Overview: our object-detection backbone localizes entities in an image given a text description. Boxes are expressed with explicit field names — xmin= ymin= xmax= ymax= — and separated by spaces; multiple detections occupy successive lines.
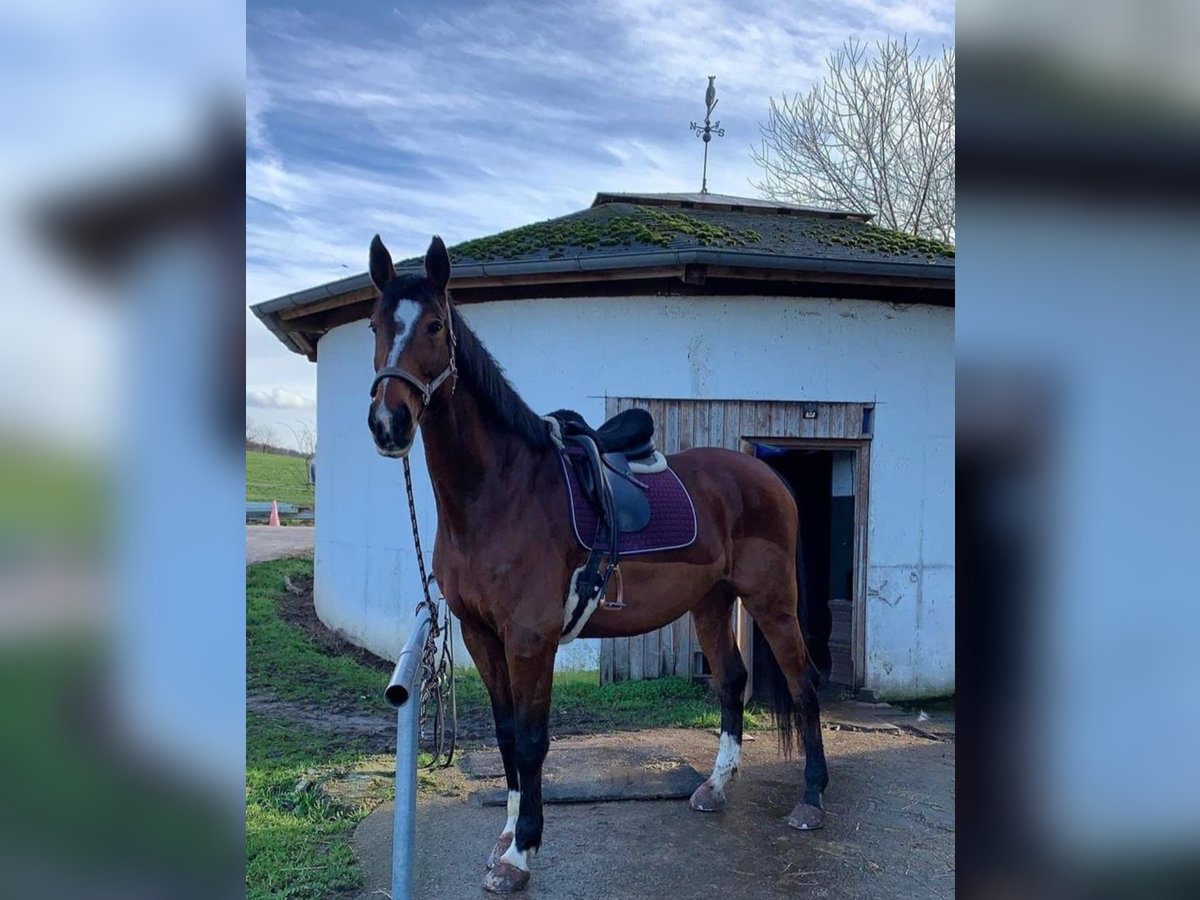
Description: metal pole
xmin=385 ymin=603 xmax=435 ymax=900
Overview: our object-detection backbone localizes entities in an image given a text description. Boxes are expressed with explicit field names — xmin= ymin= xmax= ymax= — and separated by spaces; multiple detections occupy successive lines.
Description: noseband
xmin=369 ymin=306 xmax=458 ymax=410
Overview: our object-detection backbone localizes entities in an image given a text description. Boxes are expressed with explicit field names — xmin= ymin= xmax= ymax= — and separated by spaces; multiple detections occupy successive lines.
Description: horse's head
xmin=366 ymin=234 xmax=455 ymax=457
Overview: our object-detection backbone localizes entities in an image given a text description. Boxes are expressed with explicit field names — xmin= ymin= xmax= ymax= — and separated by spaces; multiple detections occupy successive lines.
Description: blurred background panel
xmin=958 ymin=1 xmax=1200 ymax=897
xmin=0 ymin=2 xmax=244 ymax=897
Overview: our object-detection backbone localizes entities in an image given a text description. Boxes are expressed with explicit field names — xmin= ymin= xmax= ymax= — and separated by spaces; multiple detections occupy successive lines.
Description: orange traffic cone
xmin=268 ymin=499 xmax=281 ymax=527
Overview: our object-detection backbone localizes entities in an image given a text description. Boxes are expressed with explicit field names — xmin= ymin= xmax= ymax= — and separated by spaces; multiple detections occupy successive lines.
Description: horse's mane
xmin=450 ymin=303 xmax=553 ymax=449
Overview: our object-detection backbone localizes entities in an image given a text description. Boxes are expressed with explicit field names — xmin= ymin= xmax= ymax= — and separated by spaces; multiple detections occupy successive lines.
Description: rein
xmin=403 ymin=454 xmax=457 ymax=767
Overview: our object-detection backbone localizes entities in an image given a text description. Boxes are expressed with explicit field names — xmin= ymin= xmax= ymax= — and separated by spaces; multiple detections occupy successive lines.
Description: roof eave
xmin=252 ymin=249 xmax=953 ymax=358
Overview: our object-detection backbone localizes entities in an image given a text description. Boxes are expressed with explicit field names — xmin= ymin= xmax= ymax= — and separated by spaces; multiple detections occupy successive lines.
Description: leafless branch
xmin=751 ymin=37 xmax=954 ymax=242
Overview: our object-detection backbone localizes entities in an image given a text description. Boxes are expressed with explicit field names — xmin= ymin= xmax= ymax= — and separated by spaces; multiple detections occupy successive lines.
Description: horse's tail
xmin=761 ymin=639 xmax=799 ymax=758
xmin=762 ymin=464 xmax=819 ymax=759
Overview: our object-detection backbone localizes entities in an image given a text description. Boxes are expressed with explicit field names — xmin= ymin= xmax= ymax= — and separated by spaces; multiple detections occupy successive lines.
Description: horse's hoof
xmin=485 ymin=833 xmax=514 ymax=870
xmin=482 ymin=860 xmax=530 ymax=893
xmin=689 ymin=780 xmax=727 ymax=812
xmin=787 ymin=801 xmax=825 ymax=830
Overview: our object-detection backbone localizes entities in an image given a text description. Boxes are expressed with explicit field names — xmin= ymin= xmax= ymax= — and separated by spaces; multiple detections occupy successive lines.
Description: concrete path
xmin=354 ymin=713 xmax=955 ymax=899
xmin=245 ymin=524 xmax=314 ymax=563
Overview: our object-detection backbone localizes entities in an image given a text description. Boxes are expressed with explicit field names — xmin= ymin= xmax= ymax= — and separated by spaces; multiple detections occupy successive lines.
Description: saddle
xmin=546 ymin=408 xmax=658 ymax=610
xmin=550 ymin=408 xmax=655 ymax=459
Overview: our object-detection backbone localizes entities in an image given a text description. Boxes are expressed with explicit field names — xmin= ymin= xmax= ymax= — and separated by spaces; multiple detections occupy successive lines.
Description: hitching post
xmin=384 ymin=602 xmax=435 ymax=900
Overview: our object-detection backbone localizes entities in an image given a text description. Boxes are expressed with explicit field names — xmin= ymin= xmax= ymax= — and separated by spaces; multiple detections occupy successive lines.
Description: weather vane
xmin=689 ymin=76 xmax=725 ymax=194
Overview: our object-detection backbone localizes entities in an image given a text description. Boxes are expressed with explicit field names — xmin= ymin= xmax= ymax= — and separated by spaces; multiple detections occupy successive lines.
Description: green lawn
xmin=247 ymin=713 xmax=380 ymax=899
xmin=247 ymin=558 xmax=381 ymax=900
xmin=0 ymin=635 xmax=233 ymax=895
xmin=246 ymin=451 xmax=314 ymax=507
xmin=454 ymin=665 xmax=763 ymax=732
xmin=247 ymin=559 xmax=384 ymax=712
xmin=0 ymin=441 xmax=107 ymax=553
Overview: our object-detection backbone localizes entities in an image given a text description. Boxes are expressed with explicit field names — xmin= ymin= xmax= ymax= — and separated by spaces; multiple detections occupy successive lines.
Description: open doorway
xmin=747 ymin=443 xmax=862 ymax=691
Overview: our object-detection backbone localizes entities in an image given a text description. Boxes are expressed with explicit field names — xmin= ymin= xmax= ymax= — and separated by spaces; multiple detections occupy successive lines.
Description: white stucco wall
xmin=315 ymin=293 xmax=953 ymax=697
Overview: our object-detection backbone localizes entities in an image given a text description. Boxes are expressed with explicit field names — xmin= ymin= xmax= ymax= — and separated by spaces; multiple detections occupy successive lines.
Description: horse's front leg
xmin=483 ymin=636 xmax=556 ymax=894
xmin=457 ymin=614 xmax=520 ymax=870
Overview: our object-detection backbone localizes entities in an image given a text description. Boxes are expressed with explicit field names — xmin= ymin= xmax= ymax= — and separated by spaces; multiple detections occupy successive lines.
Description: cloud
xmin=246 ymin=387 xmax=316 ymax=410
xmin=245 ymin=0 xmax=955 ymax=404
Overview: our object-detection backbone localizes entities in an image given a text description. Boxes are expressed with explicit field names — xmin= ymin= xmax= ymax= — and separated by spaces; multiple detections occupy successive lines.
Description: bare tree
xmin=752 ymin=37 xmax=955 ymax=242
xmin=247 ymin=420 xmax=278 ymax=453
xmin=281 ymin=421 xmax=317 ymax=458
xmin=258 ymin=423 xmax=279 ymax=452
xmin=246 ymin=419 xmax=266 ymax=451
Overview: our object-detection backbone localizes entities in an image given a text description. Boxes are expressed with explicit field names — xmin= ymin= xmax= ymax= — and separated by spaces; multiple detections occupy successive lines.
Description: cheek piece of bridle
xmin=367 ymin=302 xmax=459 ymax=416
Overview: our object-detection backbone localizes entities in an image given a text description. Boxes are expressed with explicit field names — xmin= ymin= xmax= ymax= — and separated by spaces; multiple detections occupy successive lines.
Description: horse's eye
xmin=369 ymin=322 xmax=377 ymax=334
xmin=427 ymin=320 xmax=444 ymax=335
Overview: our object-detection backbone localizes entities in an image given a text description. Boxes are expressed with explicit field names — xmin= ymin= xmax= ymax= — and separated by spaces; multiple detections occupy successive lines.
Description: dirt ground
xmin=353 ymin=724 xmax=954 ymax=899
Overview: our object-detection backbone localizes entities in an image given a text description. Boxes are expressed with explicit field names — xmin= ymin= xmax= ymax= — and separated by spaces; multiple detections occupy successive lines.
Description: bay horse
xmin=366 ymin=234 xmax=828 ymax=893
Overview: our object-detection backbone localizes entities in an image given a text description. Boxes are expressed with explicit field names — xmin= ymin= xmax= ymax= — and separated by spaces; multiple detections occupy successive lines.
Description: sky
xmin=0 ymin=2 xmax=244 ymax=451
xmin=246 ymin=0 xmax=954 ymax=449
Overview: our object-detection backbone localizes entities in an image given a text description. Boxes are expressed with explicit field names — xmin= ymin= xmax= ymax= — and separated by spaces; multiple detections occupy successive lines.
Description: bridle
xmin=368 ymin=301 xmax=459 ymax=413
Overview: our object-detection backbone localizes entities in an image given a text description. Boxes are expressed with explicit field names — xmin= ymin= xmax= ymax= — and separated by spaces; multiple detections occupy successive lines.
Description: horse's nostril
xmin=392 ymin=407 xmax=412 ymax=441
xmin=369 ymin=407 xmax=390 ymax=444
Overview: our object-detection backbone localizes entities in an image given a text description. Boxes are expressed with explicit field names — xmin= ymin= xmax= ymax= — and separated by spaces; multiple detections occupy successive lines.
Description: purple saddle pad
xmin=557 ymin=448 xmax=697 ymax=555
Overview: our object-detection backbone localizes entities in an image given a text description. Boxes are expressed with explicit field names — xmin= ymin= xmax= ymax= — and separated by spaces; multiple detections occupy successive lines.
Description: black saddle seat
xmin=547 ymin=408 xmax=656 ymax=461
xmin=596 ymin=409 xmax=655 ymax=459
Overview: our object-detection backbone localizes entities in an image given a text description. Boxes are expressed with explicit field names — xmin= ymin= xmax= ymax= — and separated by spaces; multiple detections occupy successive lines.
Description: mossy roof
xmin=389 ymin=201 xmax=954 ymax=271
xmin=252 ymin=193 xmax=954 ymax=358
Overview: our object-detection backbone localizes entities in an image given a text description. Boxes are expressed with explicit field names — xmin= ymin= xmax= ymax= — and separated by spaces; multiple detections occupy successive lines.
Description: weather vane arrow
xmin=689 ymin=75 xmax=725 ymax=194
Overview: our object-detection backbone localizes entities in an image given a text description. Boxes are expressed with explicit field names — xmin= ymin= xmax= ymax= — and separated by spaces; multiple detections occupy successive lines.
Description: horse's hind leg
xmin=457 ymin=615 xmax=520 ymax=870
xmin=688 ymin=582 xmax=749 ymax=813
xmin=746 ymin=602 xmax=830 ymax=830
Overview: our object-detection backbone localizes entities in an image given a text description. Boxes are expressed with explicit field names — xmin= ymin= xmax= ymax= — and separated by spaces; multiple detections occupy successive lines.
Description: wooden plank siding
xmin=598 ymin=398 xmax=873 ymax=685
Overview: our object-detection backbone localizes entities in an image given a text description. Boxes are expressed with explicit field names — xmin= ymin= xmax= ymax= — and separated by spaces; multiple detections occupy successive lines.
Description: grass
xmin=246 ymin=714 xmax=379 ymax=900
xmin=0 ymin=635 xmax=233 ymax=893
xmin=246 ymin=556 xmax=769 ymax=898
xmin=247 ymin=558 xmax=386 ymax=899
xmin=246 ymin=451 xmax=315 ymax=507
xmin=454 ymin=666 xmax=766 ymax=732
xmin=0 ymin=441 xmax=107 ymax=555
xmin=247 ymin=559 xmax=382 ymax=712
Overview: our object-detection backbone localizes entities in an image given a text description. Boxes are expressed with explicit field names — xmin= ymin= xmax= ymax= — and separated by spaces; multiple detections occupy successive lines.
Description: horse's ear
xmin=369 ymin=234 xmax=395 ymax=293
xmin=425 ymin=235 xmax=451 ymax=294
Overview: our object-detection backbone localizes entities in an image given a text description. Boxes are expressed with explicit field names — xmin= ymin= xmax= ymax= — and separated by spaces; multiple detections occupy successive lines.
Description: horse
xmin=366 ymin=234 xmax=829 ymax=894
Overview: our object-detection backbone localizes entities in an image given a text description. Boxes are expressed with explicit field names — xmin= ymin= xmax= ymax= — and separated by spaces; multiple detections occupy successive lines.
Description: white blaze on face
xmin=387 ymin=299 xmax=423 ymax=366
xmin=709 ymin=731 xmax=741 ymax=791
xmin=373 ymin=298 xmax=424 ymax=431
